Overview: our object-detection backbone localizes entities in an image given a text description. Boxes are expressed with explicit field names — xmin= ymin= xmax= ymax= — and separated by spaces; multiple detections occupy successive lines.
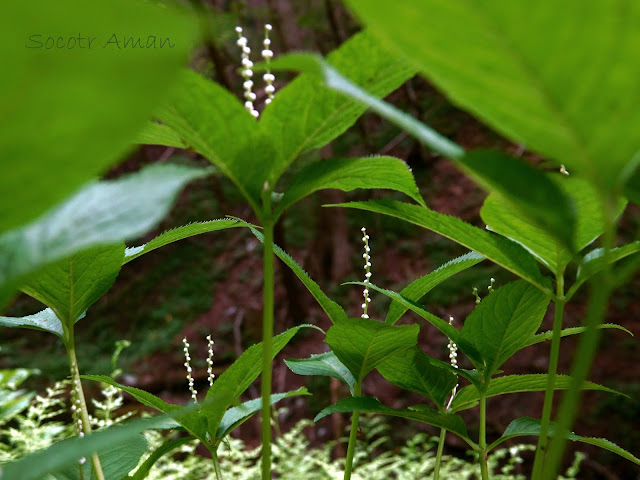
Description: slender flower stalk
xmin=182 ymin=338 xmax=198 ymax=402
xmin=206 ymin=335 xmax=215 ymax=387
xmin=235 ymin=26 xmax=259 ymax=118
xmin=344 ymin=227 xmax=373 ymax=480
xmin=262 ymin=24 xmax=275 ymax=104
xmin=472 ymin=286 xmax=481 ymax=304
xmin=361 ymin=227 xmax=371 ymax=319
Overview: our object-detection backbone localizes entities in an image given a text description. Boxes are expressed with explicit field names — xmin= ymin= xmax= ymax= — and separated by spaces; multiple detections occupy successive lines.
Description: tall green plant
xmin=138 ymin=29 xmax=425 ymax=478
xmin=265 ymin=1 xmax=640 ymax=474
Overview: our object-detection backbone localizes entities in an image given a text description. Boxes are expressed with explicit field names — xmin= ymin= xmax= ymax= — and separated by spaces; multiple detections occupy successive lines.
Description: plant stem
xmin=66 ymin=341 xmax=105 ymax=480
xmin=260 ymin=214 xmax=275 ymax=480
xmin=479 ymin=394 xmax=489 ymax=480
xmin=531 ymin=269 xmax=565 ymax=479
xmin=434 ymin=428 xmax=446 ymax=480
xmin=543 ymin=193 xmax=617 ymax=478
xmin=343 ymin=382 xmax=362 ymax=480
xmin=212 ymin=448 xmax=223 ymax=480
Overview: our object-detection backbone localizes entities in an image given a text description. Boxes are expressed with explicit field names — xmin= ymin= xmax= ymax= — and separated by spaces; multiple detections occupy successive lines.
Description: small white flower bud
xmin=242 ymin=58 xmax=254 ymax=68
xmin=265 ymin=98 xmax=272 ymax=104
xmin=263 ymin=38 xmax=271 ymax=47
xmin=261 ymin=49 xmax=273 ymax=59
xmin=265 ymin=85 xmax=275 ymax=94
xmin=263 ymin=73 xmax=275 ymax=82
xmin=235 ymin=26 xmax=243 ymax=33
xmin=237 ymin=37 xmax=248 ymax=48
xmin=265 ymin=24 xmax=272 ymax=31
xmin=243 ymin=80 xmax=254 ymax=90
xmin=251 ymin=109 xmax=260 ymax=118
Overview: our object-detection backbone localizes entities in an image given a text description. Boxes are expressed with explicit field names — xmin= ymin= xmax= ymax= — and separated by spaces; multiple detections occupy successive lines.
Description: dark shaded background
xmin=2 ymin=1 xmax=639 ymax=478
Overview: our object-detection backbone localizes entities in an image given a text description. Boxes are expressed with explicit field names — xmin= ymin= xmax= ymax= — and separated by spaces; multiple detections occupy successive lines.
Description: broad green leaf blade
xmin=345 ymin=281 xmax=481 ymax=366
xmin=525 ymin=324 xmax=633 ymax=348
xmin=124 ymin=219 xmax=249 ymax=264
xmin=459 ymin=280 xmax=551 ymax=377
xmin=0 ymin=0 xmax=196 ymax=233
xmin=314 ymin=396 xmax=468 ymax=440
xmin=450 ymin=374 xmax=622 ymax=413
xmin=326 ymin=317 xmax=418 ymax=383
xmin=215 ymin=387 xmax=310 ymax=441
xmin=344 ymin=0 xmax=640 ymax=190
xmin=492 ymin=417 xmax=640 ymax=465
xmin=154 ymin=70 xmax=272 ymax=210
xmin=52 ymin=433 xmax=147 ymax=480
xmin=251 ymin=227 xmax=347 ymax=323
xmin=459 ymin=151 xmax=575 ymax=251
xmin=377 ymin=346 xmax=458 ymax=409
xmin=481 ymin=177 xmax=626 ymax=273
xmin=206 ymin=325 xmax=314 ymax=403
xmin=267 ymin=53 xmax=463 ymax=160
xmin=385 ymin=252 xmax=484 ymax=325
xmin=21 ymin=246 xmax=124 ymax=327
xmin=0 ymin=164 xmax=211 ymax=299
xmin=133 ymin=122 xmax=189 ymax=149
xmin=261 ymin=30 xmax=417 ymax=181
xmin=286 ymin=352 xmax=355 ymax=395
xmin=82 ymin=375 xmax=207 ymax=442
xmin=572 ymin=241 xmax=640 ymax=295
xmin=333 ymin=200 xmax=548 ymax=293
xmin=0 ymin=411 xmax=193 ymax=480
xmin=0 ymin=308 xmax=66 ymax=340
xmin=277 ymin=156 xmax=425 ymax=216
xmin=128 ymin=437 xmax=194 ymax=480
xmin=625 ymin=167 xmax=640 ymax=205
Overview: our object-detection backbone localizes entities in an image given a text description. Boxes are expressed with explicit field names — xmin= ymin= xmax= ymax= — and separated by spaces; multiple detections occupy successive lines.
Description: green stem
xmin=66 ymin=340 xmax=105 ymax=480
xmin=433 ymin=428 xmax=446 ymax=480
xmin=543 ymin=193 xmax=617 ymax=478
xmin=260 ymin=213 xmax=275 ymax=480
xmin=344 ymin=382 xmax=362 ymax=480
xmin=212 ymin=448 xmax=223 ymax=480
xmin=531 ymin=269 xmax=565 ymax=479
xmin=479 ymin=394 xmax=489 ymax=480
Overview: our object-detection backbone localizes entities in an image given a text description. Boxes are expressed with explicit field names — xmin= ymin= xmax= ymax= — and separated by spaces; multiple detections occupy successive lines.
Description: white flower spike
xmin=361 ymin=227 xmax=372 ymax=319
xmin=206 ymin=335 xmax=215 ymax=387
xmin=235 ymin=26 xmax=259 ymax=118
xmin=182 ymin=337 xmax=198 ymax=402
xmin=262 ymin=24 xmax=276 ymax=104
xmin=446 ymin=315 xmax=459 ymax=410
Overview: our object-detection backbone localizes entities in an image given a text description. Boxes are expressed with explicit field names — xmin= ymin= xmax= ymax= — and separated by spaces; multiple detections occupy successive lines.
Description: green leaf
xmin=208 ymin=326 xmax=311 ymax=401
xmin=450 ymin=374 xmax=622 ymax=413
xmin=376 ymin=346 xmax=458 ymax=409
xmin=481 ymin=177 xmax=626 ymax=273
xmin=20 ymin=246 xmax=124 ymax=331
xmin=82 ymin=375 xmax=208 ymax=442
xmin=154 ymin=70 xmax=272 ymax=211
xmin=216 ymin=388 xmax=310 ymax=442
xmin=344 ymin=0 xmax=640 ymax=190
xmin=0 ymin=164 xmax=211 ymax=300
xmin=492 ymin=417 xmax=640 ymax=465
xmin=267 ymin=53 xmax=462 ymax=160
xmin=571 ymin=241 xmax=640 ymax=296
xmin=128 ymin=437 xmax=194 ymax=480
xmin=124 ymin=219 xmax=249 ymax=264
xmin=326 ymin=317 xmax=418 ymax=383
xmin=261 ymin=30 xmax=417 ymax=182
xmin=314 ymin=396 xmax=469 ymax=441
xmin=459 ymin=150 xmax=576 ymax=251
xmin=333 ymin=199 xmax=548 ymax=293
xmin=625 ymin=167 xmax=640 ymax=205
xmin=133 ymin=122 xmax=189 ymax=149
xmin=0 ymin=390 xmax=34 ymax=425
xmin=459 ymin=280 xmax=550 ymax=377
xmin=52 ymin=433 xmax=147 ymax=480
xmin=0 ymin=411 xmax=191 ymax=480
xmin=251 ymin=227 xmax=347 ymax=323
xmin=385 ymin=252 xmax=484 ymax=325
xmin=285 ymin=352 xmax=355 ymax=395
xmin=345 ymin=281 xmax=481 ymax=366
xmin=277 ymin=156 xmax=425 ymax=216
xmin=0 ymin=0 xmax=196 ymax=233
xmin=0 ymin=369 xmax=38 ymax=390
xmin=0 ymin=308 xmax=68 ymax=340
xmin=525 ymin=324 xmax=633 ymax=348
